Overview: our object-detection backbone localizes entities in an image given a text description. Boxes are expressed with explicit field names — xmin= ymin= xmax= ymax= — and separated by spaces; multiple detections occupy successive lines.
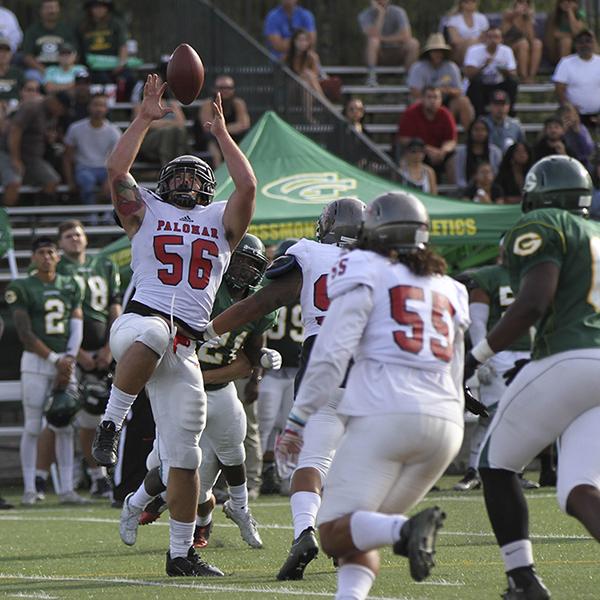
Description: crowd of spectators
xmin=0 ymin=0 xmax=145 ymax=208
xmin=1 ymin=0 xmax=600 ymax=211
xmin=335 ymin=0 xmax=600 ymax=205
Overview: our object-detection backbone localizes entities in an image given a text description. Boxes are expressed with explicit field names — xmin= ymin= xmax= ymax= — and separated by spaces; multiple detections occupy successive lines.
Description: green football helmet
xmin=45 ymin=387 xmax=81 ymax=428
xmin=225 ymin=233 xmax=268 ymax=289
xmin=81 ymin=372 xmax=112 ymax=416
xmin=522 ymin=155 xmax=592 ymax=216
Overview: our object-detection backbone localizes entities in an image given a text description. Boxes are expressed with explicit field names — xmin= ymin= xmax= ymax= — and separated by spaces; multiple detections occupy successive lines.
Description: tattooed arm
xmin=106 ymin=74 xmax=173 ymax=238
xmin=109 ymin=173 xmax=146 ymax=238
xmin=13 ymin=308 xmax=55 ymax=359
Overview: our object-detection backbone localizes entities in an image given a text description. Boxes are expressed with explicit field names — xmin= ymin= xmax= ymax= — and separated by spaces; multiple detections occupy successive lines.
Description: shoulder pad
xmin=265 ymin=254 xmax=300 ymax=280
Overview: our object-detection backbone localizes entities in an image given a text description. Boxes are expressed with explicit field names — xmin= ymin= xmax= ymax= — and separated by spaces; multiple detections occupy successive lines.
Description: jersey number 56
xmin=153 ymin=235 xmax=218 ymax=289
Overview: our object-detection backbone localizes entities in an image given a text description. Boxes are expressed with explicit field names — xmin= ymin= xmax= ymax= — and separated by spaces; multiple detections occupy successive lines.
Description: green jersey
xmin=57 ymin=254 xmax=121 ymax=325
xmin=198 ymin=282 xmax=278 ymax=391
xmin=470 ymin=264 xmax=531 ymax=352
xmin=505 ymin=208 xmax=600 ymax=359
xmin=4 ymin=274 xmax=83 ymax=353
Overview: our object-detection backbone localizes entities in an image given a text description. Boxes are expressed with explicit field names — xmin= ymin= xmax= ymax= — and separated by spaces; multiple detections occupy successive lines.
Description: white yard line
xmin=0 ymin=573 xmax=424 ymax=600
xmin=6 ymin=593 xmax=58 ymax=600
xmin=252 ymin=493 xmax=557 ymax=507
xmin=0 ymin=514 xmax=591 ymax=540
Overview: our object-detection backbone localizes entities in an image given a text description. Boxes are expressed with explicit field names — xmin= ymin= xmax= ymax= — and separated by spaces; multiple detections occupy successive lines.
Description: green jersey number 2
xmin=44 ymin=298 xmax=66 ymax=335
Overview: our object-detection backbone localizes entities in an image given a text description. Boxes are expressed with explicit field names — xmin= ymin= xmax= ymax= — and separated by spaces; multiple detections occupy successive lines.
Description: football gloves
xmin=463 ymin=352 xmax=481 ymax=384
xmin=464 ymin=386 xmax=489 ymax=418
xmin=201 ymin=321 xmax=219 ymax=342
xmin=503 ymin=358 xmax=531 ymax=386
xmin=476 ymin=362 xmax=496 ymax=386
xmin=260 ymin=348 xmax=282 ymax=370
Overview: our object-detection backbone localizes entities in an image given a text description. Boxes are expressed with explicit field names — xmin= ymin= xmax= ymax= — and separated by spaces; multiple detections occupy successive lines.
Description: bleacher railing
xmin=135 ymin=0 xmax=402 ymax=180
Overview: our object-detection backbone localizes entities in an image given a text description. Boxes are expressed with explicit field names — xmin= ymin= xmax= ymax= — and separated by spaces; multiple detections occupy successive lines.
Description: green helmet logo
xmin=522 ymin=155 xmax=592 ymax=216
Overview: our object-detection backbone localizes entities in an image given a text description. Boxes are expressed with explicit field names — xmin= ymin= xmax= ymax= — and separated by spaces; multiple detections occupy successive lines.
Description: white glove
xmin=260 ymin=347 xmax=282 ymax=370
xmin=201 ymin=321 xmax=219 ymax=342
xmin=476 ymin=362 xmax=496 ymax=386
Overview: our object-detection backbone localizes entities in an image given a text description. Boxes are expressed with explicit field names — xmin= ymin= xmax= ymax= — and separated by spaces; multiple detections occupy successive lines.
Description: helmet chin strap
xmin=170 ymin=191 xmax=196 ymax=209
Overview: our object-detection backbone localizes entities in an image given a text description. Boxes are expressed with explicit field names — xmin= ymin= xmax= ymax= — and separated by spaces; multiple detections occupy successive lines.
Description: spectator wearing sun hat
xmin=407 ymin=32 xmax=474 ymax=129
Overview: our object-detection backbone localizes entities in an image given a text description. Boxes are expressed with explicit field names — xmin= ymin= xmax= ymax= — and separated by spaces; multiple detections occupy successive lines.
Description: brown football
xmin=166 ymin=43 xmax=204 ymax=105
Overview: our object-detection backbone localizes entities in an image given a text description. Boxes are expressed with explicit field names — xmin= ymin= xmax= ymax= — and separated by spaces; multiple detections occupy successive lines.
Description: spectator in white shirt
xmin=0 ymin=2 xmax=22 ymax=53
xmin=62 ymin=93 xmax=121 ymax=205
xmin=553 ymin=28 xmax=600 ymax=130
xmin=464 ymin=27 xmax=518 ymax=117
xmin=445 ymin=0 xmax=489 ymax=65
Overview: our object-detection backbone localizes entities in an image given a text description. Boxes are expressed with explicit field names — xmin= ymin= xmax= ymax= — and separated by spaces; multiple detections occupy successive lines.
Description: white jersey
xmin=130 ymin=188 xmax=231 ymax=334
xmin=285 ymin=238 xmax=342 ymax=341
xmin=328 ymin=249 xmax=470 ymax=372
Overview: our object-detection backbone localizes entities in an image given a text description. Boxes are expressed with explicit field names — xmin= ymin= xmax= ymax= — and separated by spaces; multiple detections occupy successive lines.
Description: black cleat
xmin=276 ymin=526 xmax=319 ymax=580
xmin=92 ymin=420 xmax=120 ymax=467
xmin=453 ymin=467 xmax=481 ymax=491
xmin=35 ymin=476 xmax=47 ymax=501
xmin=503 ymin=567 xmax=551 ymax=599
xmin=519 ymin=475 xmax=540 ymax=490
xmin=0 ymin=496 xmax=14 ymax=510
xmin=260 ymin=462 xmax=281 ymax=495
xmin=538 ymin=469 xmax=557 ymax=488
xmin=166 ymin=546 xmax=224 ymax=577
xmin=393 ymin=506 xmax=446 ymax=582
xmin=91 ymin=476 xmax=113 ymax=499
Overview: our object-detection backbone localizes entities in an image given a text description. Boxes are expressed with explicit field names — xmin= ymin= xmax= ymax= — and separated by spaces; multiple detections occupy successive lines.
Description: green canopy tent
xmin=217 ymin=111 xmax=520 ymax=255
xmin=100 ymin=111 xmax=522 ymax=278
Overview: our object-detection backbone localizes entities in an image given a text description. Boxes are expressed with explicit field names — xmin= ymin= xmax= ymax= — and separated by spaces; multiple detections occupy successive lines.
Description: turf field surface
xmin=0 ymin=477 xmax=597 ymax=599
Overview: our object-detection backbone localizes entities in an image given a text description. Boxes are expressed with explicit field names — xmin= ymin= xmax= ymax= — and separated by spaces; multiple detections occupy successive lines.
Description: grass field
xmin=0 ymin=476 xmax=597 ymax=600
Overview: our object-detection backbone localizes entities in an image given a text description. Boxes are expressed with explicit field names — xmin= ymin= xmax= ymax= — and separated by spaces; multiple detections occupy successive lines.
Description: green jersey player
xmin=54 ymin=220 xmax=122 ymax=498
xmin=454 ymin=250 xmax=533 ymax=493
xmin=5 ymin=237 xmax=84 ymax=506
xmin=464 ymin=155 xmax=600 ymax=600
xmin=117 ymin=234 xmax=281 ymax=552
xmin=57 ymin=220 xmax=122 ymax=357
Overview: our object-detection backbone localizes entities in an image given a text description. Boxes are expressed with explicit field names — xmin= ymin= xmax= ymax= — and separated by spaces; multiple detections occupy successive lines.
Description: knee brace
xmin=216 ymin=442 xmax=246 ymax=468
xmin=138 ymin=319 xmax=171 ymax=357
xmin=23 ymin=404 xmax=44 ymax=437
xmin=110 ymin=315 xmax=170 ymax=362
xmin=24 ymin=414 xmax=43 ymax=436
xmin=170 ymin=443 xmax=202 ymax=471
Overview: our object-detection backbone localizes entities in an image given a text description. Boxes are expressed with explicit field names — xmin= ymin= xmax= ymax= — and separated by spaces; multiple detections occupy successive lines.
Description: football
xmin=166 ymin=43 xmax=204 ymax=105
